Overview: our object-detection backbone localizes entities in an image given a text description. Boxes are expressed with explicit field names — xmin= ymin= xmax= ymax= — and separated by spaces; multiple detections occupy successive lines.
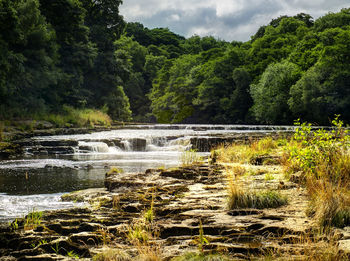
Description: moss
xmin=61 ymin=191 xmax=85 ymax=202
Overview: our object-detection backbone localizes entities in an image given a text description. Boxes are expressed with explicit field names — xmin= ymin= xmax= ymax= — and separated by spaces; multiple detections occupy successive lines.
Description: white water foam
xmin=0 ymin=193 xmax=85 ymax=222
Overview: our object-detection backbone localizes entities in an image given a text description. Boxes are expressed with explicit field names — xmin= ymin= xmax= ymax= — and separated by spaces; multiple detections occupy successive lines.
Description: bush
xmin=285 ymin=115 xmax=350 ymax=228
xmin=286 ymin=116 xmax=350 ymax=182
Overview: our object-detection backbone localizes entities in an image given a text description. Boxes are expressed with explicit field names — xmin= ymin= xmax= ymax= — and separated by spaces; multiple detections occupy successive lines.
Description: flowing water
xmin=0 ymin=124 xmax=294 ymax=222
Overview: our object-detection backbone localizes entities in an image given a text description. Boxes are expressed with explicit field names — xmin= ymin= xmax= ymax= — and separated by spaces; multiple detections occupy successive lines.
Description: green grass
xmin=284 ymin=116 xmax=350 ymax=228
xmin=37 ymin=106 xmax=112 ymax=128
xmin=228 ymin=185 xmax=287 ymax=210
xmin=24 ymin=209 xmax=43 ymax=230
xmin=106 ymin=167 xmax=124 ymax=176
xmin=264 ymin=173 xmax=275 ymax=181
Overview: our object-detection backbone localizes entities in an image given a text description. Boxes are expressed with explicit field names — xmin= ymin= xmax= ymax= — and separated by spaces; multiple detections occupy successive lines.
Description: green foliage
xmin=0 ymin=122 xmax=4 ymax=142
xmin=285 ymin=116 xmax=350 ymax=228
xmin=264 ymin=173 xmax=275 ymax=181
xmin=287 ymin=116 xmax=350 ymax=182
xmin=195 ymin=220 xmax=209 ymax=252
xmin=144 ymin=187 xmax=155 ymax=223
xmin=25 ymin=209 xmax=43 ymax=230
xmin=107 ymin=167 xmax=124 ymax=176
xmin=250 ymin=60 xmax=301 ymax=124
xmin=9 ymin=219 xmax=19 ymax=231
xmin=41 ymin=107 xmax=111 ymax=127
xmin=67 ymin=250 xmax=79 ymax=259
xmin=127 ymin=222 xmax=150 ymax=244
xmin=2 ymin=5 xmax=350 ymax=125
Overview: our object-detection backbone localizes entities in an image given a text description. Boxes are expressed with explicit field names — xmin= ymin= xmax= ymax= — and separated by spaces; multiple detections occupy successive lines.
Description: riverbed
xmin=0 ymin=124 xmax=294 ymax=222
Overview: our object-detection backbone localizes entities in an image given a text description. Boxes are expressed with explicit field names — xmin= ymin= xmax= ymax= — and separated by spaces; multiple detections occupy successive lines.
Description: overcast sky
xmin=120 ymin=0 xmax=349 ymax=42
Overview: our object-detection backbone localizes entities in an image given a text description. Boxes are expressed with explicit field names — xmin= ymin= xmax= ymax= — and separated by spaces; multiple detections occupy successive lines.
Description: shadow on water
xmin=0 ymin=168 xmax=105 ymax=195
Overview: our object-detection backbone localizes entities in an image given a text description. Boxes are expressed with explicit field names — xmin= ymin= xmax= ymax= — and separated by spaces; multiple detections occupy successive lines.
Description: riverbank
xmin=1 ymin=149 xmax=350 ymax=260
xmin=1 ymin=123 xmax=349 ymax=260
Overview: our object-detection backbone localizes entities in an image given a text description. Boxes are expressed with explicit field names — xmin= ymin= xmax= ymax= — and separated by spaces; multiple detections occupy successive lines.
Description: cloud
xmin=119 ymin=0 xmax=350 ymax=41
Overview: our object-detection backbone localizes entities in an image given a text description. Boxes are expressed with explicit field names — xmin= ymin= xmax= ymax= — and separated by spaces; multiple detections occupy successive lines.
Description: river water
xmin=0 ymin=124 xmax=293 ymax=222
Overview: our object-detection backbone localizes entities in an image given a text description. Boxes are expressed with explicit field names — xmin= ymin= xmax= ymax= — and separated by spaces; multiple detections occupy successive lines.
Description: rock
xmin=0 ymin=257 xmax=17 ymax=261
xmin=289 ymin=171 xmax=305 ymax=183
xmin=129 ymin=138 xmax=147 ymax=151
xmin=69 ymin=232 xmax=102 ymax=245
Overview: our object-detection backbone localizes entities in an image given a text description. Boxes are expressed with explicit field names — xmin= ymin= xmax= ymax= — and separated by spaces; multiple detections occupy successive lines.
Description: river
xmin=0 ymin=124 xmax=294 ymax=222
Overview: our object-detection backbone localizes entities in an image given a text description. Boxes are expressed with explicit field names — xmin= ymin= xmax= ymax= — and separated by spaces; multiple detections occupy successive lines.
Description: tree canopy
xmin=1 ymin=3 xmax=350 ymax=125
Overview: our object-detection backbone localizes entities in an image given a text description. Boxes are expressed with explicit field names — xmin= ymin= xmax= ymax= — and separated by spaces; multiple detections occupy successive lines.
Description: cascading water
xmin=0 ymin=124 xmax=294 ymax=222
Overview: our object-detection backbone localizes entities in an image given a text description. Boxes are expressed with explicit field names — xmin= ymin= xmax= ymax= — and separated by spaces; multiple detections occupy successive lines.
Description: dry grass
xmin=215 ymin=137 xmax=279 ymax=164
xmin=226 ymin=165 xmax=287 ymax=210
xmin=171 ymin=252 xmax=232 ymax=261
xmin=180 ymin=149 xmax=202 ymax=166
xmin=257 ymin=232 xmax=348 ymax=260
xmin=93 ymin=248 xmax=132 ymax=261
xmin=306 ymin=180 xmax=350 ymax=228
xmin=282 ymin=118 xmax=350 ymax=229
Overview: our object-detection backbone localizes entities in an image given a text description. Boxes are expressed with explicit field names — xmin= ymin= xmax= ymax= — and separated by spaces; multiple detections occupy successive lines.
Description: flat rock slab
xmin=1 ymin=163 xmax=349 ymax=260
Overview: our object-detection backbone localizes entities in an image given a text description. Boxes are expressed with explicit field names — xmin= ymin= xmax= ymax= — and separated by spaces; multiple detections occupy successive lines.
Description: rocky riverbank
xmin=1 ymin=159 xmax=349 ymax=260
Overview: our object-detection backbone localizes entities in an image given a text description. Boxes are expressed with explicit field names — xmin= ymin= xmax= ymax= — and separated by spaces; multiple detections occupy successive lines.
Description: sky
xmin=119 ymin=0 xmax=350 ymax=42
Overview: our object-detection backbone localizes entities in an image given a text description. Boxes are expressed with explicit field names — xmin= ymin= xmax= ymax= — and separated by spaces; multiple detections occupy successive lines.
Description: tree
xmin=0 ymin=0 xmax=61 ymax=117
xmin=250 ymin=61 xmax=301 ymax=124
xmin=289 ymin=27 xmax=350 ymax=124
xmin=39 ymin=0 xmax=97 ymax=108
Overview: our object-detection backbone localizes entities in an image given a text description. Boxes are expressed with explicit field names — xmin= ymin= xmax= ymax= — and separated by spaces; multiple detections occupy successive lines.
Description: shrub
xmin=286 ymin=116 xmax=350 ymax=183
xmin=285 ymin=115 xmax=350 ymax=228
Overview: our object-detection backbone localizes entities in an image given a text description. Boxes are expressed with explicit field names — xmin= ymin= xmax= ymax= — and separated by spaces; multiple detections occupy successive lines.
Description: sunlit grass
xmin=36 ymin=106 xmax=112 ymax=127
xmin=214 ymin=137 xmax=280 ymax=164
xmin=180 ymin=149 xmax=202 ymax=166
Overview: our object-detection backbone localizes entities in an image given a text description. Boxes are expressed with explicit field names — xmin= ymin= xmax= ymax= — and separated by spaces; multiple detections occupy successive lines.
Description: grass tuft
xmin=107 ymin=167 xmax=124 ymax=176
xmin=171 ymin=252 xmax=232 ymax=261
xmin=180 ymin=149 xmax=202 ymax=166
xmin=93 ymin=248 xmax=132 ymax=261
xmin=228 ymin=187 xmax=288 ymax=209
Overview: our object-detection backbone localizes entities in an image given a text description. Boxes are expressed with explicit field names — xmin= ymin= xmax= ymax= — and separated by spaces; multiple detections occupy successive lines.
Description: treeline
xmin=123 ymin=9 xmax=350 ymax=125
xmin=1 ymin=2 xmax=350 ymax=125
xmin=0 ymin=0 xmax=131 ymax=121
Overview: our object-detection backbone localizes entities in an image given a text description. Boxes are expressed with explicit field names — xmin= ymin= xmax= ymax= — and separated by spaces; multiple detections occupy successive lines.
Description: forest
xmin=1 ymin=0 xmax=350 ymax=125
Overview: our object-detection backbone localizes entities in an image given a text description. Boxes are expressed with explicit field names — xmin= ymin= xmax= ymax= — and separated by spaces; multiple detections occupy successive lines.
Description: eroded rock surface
xmin=1 ymin=163 xmax=349 ymax=260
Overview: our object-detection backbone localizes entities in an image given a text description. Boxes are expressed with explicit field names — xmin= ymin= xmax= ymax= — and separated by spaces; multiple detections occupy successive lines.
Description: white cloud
xmin=215 ymin=0 xmax=244 ymax=17
xmin=168 ymin=14 xmax=180 ymax=22
xmin=120 ymin=0 xmax=350 ymax=41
